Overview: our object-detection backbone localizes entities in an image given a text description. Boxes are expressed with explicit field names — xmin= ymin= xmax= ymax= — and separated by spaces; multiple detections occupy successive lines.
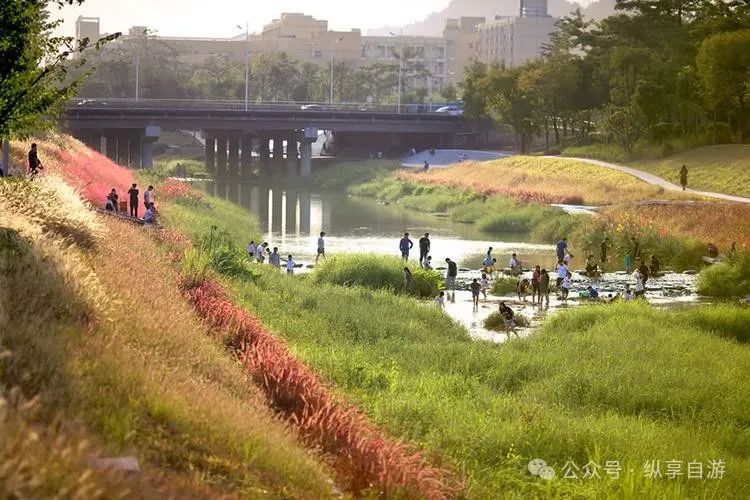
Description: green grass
xmin=154 ymin=157 xmax=207 ymax=178
xmin=636 ymin=145 xmax=750 ymax=198
xmin=161 ymin=186 xmax=750 ymax=498
xmin=673 ymin=304 xmax=750 ymax=343
xmin=490 ymin=277 xmax=519 ymax=295
xmin=313 ymin=254 xmax=443 ymax=298
xmin=313 ymin=159 xmax=397 ymax=190
xmin=697 ymin=251 xmax=750 ymax=298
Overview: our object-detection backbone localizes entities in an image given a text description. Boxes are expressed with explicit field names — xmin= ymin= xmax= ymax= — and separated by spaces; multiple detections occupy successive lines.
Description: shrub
xmin=313 ymin=254 xmax=441 ymax=298
xmin=697 ymin=251 xmax=750 ymax=298
xmin=484 ymin=311 xmax=530 ymax=331
xmin=490 ymin=277 xmax=519 ymax=296
xmin=676 ymin=304 xmax=750 ymax=343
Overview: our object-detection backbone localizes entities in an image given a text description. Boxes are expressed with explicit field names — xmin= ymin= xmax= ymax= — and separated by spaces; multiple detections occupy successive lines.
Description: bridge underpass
xmin=63 ymin=99 xmax=472 ymax=177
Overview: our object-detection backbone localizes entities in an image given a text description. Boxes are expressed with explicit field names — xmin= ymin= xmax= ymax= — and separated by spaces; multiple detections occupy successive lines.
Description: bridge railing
xmin=70 ymin=98 xmax=458 ymax=115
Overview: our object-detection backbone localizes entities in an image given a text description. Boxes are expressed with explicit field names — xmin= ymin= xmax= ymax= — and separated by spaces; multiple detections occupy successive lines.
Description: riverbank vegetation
xmin=399 ymin=156 xmax=691 ymax=205
xmin=313 ymin=254 xmax=442 ymax=298
xmin=0 ymin=174 xmax=333 ymax=496
xmin=158 ymin=180 xmax=750 ymax=498
xmin=697 ymin=251 xmax=750 ymax=298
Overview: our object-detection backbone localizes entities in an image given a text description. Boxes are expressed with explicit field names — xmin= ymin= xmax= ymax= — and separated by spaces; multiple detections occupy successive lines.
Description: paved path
xmin=550 ymin=156 xmax=750 ymax=204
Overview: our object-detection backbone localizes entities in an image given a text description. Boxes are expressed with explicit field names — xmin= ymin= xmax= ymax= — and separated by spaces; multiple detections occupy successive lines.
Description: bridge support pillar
xmin=273 ymin=136 xmax=284 ymax=161
xmin=129 ymin=136 xmax=141 ymax=168
xmin=299 ymin=191 xmax=311 ymax=235
xmin=299 ymin=140 xmax=313 ymax=179
xmin=141 ymin=125 xmax=160 ymax=169
xmin=215 ymin=136 xmax=228 ymax=176
xmin=286 ymin=134 xmax=299 ymax=176
xmin=240 ymin=134 xmax=253 ymax=174
xmin=259 ymin=136 xmax=271 ymax=176
xmin=228 ymin=135 xmax=240 ymax=176
xmin=104 ymin=135 xmax=118 ymax=162
xmin=117 ymin=137 xmax=130 ymax=166
xmin=204 ymin=134 xmax=216 ymax=173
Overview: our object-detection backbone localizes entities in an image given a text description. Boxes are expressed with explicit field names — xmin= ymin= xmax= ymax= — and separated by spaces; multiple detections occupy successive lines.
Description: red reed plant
xmin=180 ymin=278 xmax=463 ymax=499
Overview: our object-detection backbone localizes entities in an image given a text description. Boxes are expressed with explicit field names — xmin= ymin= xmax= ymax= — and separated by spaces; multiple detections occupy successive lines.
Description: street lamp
xmin=236 ymin=23 xmax=251 ymax=111
xmin=134 ymin=28 xmax=150 ymax=101
xmin=389 ymin=30 xmax=404 ymax=113
xmin=329 ymin=36 xmax=344 ymax=106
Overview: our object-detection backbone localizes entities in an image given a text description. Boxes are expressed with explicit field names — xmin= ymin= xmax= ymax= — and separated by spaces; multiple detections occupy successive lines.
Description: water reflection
xmin=196 ymin=178 xmax=558 ymax=268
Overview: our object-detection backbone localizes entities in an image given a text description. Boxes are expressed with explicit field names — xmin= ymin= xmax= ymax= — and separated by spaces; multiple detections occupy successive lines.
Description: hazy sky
xmin=54 ymin=0 xmax=595 ymax=38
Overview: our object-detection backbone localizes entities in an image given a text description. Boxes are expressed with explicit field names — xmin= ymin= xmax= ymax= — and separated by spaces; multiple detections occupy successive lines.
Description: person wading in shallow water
xmin=445 ymin=258 xmax=458 ymax=303
xmin=418 ymin=233 xmax=431 ymax=268
xmin=399 ymin=232 xmax=414 ymax=261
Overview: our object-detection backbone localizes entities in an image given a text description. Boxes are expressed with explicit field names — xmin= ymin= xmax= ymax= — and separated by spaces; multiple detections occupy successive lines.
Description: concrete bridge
xmin=63 ymin=98 xmax=471 ymax=177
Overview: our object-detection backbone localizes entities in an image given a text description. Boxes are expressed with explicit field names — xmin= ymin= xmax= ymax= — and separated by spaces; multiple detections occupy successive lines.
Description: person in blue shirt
xmin=556 ymin=238 xmax=568 ymax=262
xmin=399 ymin=232 xmax=414 ymax=261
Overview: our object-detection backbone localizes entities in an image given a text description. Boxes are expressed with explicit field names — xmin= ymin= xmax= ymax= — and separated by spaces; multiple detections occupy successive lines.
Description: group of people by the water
xmin=104 ymin=183 xmax=157 ymax=223
xmin=245 ymin=231 xmax=326 ymax=275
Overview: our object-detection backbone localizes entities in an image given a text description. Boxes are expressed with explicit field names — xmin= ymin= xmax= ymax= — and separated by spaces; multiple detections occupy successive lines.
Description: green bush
xmin=676 ymin=304 xmax=750 ymax=343
xmin=697 ymin=251 xmax=750 ymax=298
xmin=313 ymin=254 xmax=441 ymax=298
xmin=484 ymin=311 xmax=530 ymax=331
xmin=490 ymin=277 xmax=519 ymax=295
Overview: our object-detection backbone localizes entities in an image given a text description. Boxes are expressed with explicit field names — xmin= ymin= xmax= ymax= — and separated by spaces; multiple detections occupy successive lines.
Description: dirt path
xmin=552 ymin=156 xmax=750 ymax=204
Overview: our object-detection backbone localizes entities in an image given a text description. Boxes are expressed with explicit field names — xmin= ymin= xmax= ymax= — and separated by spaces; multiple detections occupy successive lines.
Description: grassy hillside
xmin=160 ymin=182 xmax=750 ymax=499
xmin=0 ymin=151 xmax=333 ymax=495
xmin=636 ymin=145 xmax=750 ymax=197
xmin=398 ymin=156 xmax=694 ymax=205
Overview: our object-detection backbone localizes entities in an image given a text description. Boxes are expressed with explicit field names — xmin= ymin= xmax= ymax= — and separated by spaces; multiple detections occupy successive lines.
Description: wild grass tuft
xmin=697 ymin=251 xmax=750 ymax=298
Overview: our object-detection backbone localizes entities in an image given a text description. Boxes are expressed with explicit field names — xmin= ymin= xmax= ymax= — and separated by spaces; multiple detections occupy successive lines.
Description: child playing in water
xmin=435 ymin=291 xmax=445 ymax=309
xmin=470 ymin=278 xmax=481 ymax=310
xmin=561 ymin=272 xmax=572 ymax=302
xmin=480 ymin=273 xmax=490 ymax=301
xmin=286 ymin=255 xmax=296 ymax=274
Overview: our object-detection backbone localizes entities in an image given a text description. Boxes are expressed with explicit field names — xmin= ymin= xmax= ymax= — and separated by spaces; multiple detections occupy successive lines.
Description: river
xmin=197 ymin=178 xmax=700 ymax=343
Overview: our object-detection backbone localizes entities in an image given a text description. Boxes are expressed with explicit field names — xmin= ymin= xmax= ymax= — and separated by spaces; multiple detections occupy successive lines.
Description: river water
xmin=197 ymin=178 xmax=699 ymax=342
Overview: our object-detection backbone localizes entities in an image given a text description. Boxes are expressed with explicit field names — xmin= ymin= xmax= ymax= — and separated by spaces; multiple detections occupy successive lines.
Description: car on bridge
xmin=434 ymin=105 xmax=464 ymax=116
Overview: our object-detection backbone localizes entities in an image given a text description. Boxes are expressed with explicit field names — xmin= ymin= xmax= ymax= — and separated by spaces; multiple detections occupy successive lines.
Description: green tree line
xmin=463 ymin=0 xmax=750 ymax=154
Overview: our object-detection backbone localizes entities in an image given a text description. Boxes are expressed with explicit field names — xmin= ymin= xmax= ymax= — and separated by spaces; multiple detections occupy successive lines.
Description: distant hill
xmin=367 ymin=0 xmax=617 ymax=36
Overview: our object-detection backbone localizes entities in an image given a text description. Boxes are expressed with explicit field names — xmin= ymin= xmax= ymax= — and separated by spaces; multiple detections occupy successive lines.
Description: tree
xmin=697 ymin=29 xmax=750 ymax=140
xmin=600 ymin=103 xmax=647 ymax=156
xmin=0 ymin=0 xmax=118 ymax=139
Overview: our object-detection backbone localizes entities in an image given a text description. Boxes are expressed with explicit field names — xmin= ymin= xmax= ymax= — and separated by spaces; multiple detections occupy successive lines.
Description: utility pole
xmin=237 ymin=23 xmax=251 ymax=110
xmin=329 ymin=37 xmax=344 ymax=106
xmin=389 ymin=30 xmax=404 ymax=113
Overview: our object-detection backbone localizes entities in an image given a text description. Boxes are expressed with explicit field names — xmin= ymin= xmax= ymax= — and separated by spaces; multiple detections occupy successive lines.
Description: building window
xmin=435 ymin=46 xmax=445 ymax=59
xmin=313 ymin=49 xmax=322 ymax=58
xmin=414 ymin=46 xmax=424 ymax=58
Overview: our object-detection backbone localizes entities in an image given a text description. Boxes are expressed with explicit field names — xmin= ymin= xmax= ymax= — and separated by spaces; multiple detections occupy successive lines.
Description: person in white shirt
xmin=633 ymin=269 xmax=645 ymax=298
xmin=269 ymin=247 xmax=281 ymax=268
xmin=480 ymin=273 xmax=490 ymax=300
xmin=247 ymin=241 xmax=256 ymax=259
xmin=143 ymin=185 xmax=154 ymax=211
xmin=563 ymin=252 xmax=573 ymax=265
xmin=555 ymin=260 xmax=569 ymax=288
xmin=561 ymin=272 xmax=572 ymax=301
xmin=435 ymin=291 xmax=445 ymax=309
xmin=316 ymin=231 xmax=326 ymax=264
xmin=509 ymin=253 xmax=522 ymax=276
xmin=256 ymin=242 xmax=267 ymax=263
xmin=286 ymin=255 xmax=296 ymax=274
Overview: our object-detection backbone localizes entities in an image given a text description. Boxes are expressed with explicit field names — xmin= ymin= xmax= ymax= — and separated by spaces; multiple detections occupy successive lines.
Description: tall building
xmin=75 ymin=16 xmax=100 ymax=48
xmin=474 ymin=0 xmax=556 ymax=68
xmin=443 ymin=16 xmax=486 ymax=86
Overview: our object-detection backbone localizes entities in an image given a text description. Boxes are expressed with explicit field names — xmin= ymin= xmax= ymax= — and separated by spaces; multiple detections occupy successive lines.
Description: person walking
xmin=418 ymin=233 xmax=431 ymax=267
xmin=480 ymin=272 xmax=490 ymax=301
xmin=144 ymin=185 xmax=155 ymax=211
xmin=127 ymin=183 xmax=139 ymax=218
xmin=316 ymin=231 xmax=326 ymax=264
xmin=28 ymin=143 xmax=44 ymax=179
xmin=445 ymin=257 xmax=458 ymax=303
xmin=532 ymin=265 xmax=541 ymax=303
xmin=399 ymin=232 xmax=414 ymax=261
xmin=679 ymin=165 xmax=688 ymax=191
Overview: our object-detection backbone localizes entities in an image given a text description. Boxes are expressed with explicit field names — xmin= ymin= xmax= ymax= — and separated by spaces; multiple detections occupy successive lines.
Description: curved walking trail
xmin=553 ymin=156 xmax=750 ymax=204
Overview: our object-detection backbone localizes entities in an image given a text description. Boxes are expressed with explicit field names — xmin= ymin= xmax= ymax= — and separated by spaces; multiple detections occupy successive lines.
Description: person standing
xmin=539 ymin=269 xmax=550 ymax=307
xmin=470 ymin=278 xmax=481 ymax=310
xmin=247 ymin=241 xmax=256 ymax=259
xmin=633 ymin=268 xmax=645 ymax=298
xmin=418 ymin=233 xmax=431 ymax=267
xmin=555 ymin=259 xmax=569 ymax=289
xmin=269 ymin=247 xmax=281 ymax=269
xmin=256 ymin=242 xmax=268 ymax=264
xmin=127 ymin=183 xmax=139 ymax=218
xmin=638 ymin=259 xmax=650 ymax=287
xmin=480 ymin=273 xmax=490 ymax=301
xmin=679 ymin=165 xmax=688 ymax=191
xmin=445 ymin=257 xmax=458 ymax=303
xmin=561 ymin=272 xmax=572 ymax=302
xmin=403 ymin=267 xmax=413 ymax=291
xmin=286 ymin=255 xmax=296 ymax=274
xmin=624 ymin=252 xmax=632 ymax=274
xmin=435 ymin=291 xmax=446 ymax=309
xmin=144 ymin=185 xmax=155 ymax=211
xmin=399 ymin=232 xmax=414 ymax=261
xmin=600 ymin=237 xmax=608 ymax=264
xmin=509 ymin=253 xmax=522 ymax=276
xmin=316 ymin=231 xmax=326 ymax=264
xmin=556 ymin=238 xmax=568 ymax=262
xmin=532 ymin=265 xmax=541 ymax=303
